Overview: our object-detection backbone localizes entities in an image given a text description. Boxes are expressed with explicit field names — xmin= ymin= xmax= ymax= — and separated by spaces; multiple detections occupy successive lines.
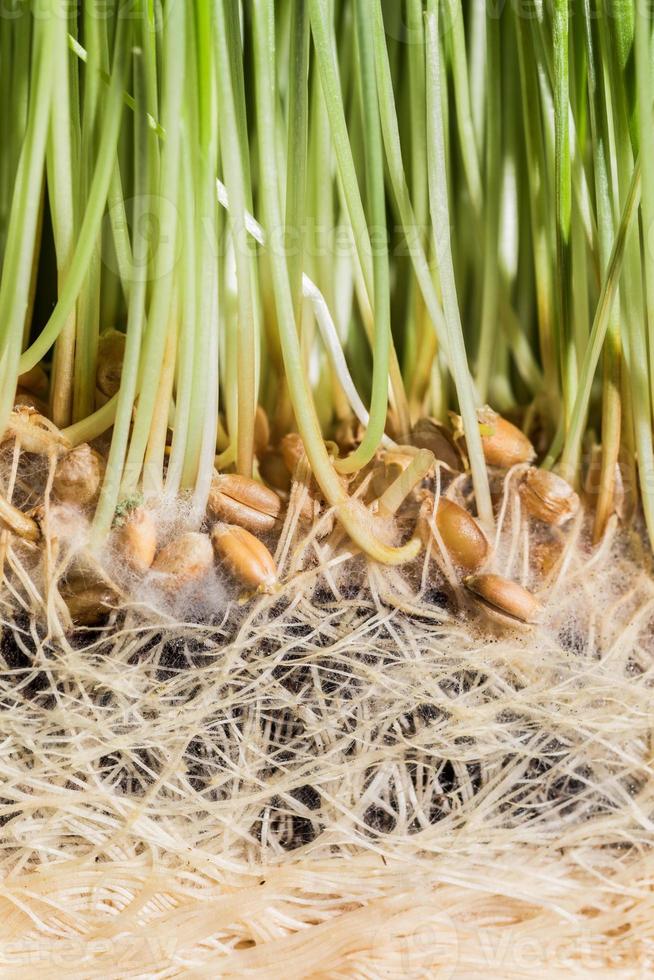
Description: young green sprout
xmin=0 ymin=6 xmax=652 ymax=973
xmin=0 ymin=0 xmax=650 ymax=607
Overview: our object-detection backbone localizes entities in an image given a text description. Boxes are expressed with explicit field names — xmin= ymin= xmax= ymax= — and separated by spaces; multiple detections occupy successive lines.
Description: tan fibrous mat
xmin=0 ymin=459 xmax=653 ymax=975
xmin=1 ymin=852 xmax=652 ymax=977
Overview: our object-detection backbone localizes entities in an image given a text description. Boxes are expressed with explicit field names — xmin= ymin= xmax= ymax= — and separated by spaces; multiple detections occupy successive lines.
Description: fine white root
xmin=0 ymin=453 xmax=652 ymax=974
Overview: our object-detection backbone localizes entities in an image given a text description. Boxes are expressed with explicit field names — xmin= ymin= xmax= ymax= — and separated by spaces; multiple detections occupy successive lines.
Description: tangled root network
xmin=0 ymin=463 xmax=654 ymax=976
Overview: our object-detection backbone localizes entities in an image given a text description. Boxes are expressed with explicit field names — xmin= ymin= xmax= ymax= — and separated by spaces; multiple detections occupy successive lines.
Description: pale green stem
xmin=122 ymin=2 xmax=184 ymax=492
xmin=165 ymin=148 xmax=196 ymax=496
xmin=19 ymin=18 xmax=130 ymax=373
xmin=91 ymin=51 xmax=150 ymax=544
xmin=332 ymin=0 xmax=392 ymax=474
xmin=47 ymin=12 xmax=77 ymax=428
xmin=424 ymin=8 xmax=493 ymax=530
xmin=253 ymin=0 xmax=420 ymax=565
xmin=215 ymin=0 xmax=257 ymax=478
xmin=443 ymin=0 xmax=482 ymax=213
xmin=0 ymin=12 xmax=57 ymax=435
xmin=559 ymin=160 xmax=641 ymax=480
xmin=475 ymin=12 xmax=501 ymax=401
xmin=308 ymin=0 xmax=410 ymax=436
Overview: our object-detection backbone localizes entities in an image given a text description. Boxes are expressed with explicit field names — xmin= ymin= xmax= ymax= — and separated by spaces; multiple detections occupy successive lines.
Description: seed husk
xmin=151 ymin=532 xmax=214 ymax=584
xmin=17 ymin=364 xmax=49 ymax=399
xmin=480 ymin=407 xmax=535 ymax=467
xmin=3 ymin=407 xmax=70 ymax=456
xmin=211 ymin=522 xmax=277 ymax=591
xmin=113 ymin=507 xmax=157 ymax=573
xmin=281 ymin=432 xmax=306 ymax=474
xmin=410 ymin=417 xmax=461 ymax=471
xmin=531 ymin=537 xmax=564 ymax=579
xmin=207 ymin=474 xmax=282 ymax=533
xmin=0 ymin=495 xmax=40 ymax=542
xmin=14 ymin=389 xmax=49 ymax=415
xmin=370 ymin=450 xmax=415 ymax=499
xmin=370 ymin=462 xmax=401 ymax=500
xmin=519 ymin=467 xmax=580 ymax=526
xmin=259 ymin=449 xmax=292 ymax=494
xmin=434 ymin=497 xmax=489 ymax=571
xmin=62 ymin=582 xmax=117 ymax=627
xmin=301 ymin=494 xmax=325 ymax=527
xmin=373 ymin=448 xmax=435 ymax=518
xmin=254 ymin=405 xmax=270 ymax=455
xmin=384 ymin=405 xmax=402 ymax=442
xmin=279 ymin=434 xmax=343 ymax=490
xmin=416 ymin=490 xmax=436 ymax=543
xmin=333 ymin=416 xmax=363 ymax=453
xmin=465 ymin=573 xmax=541 ymax=624
xmin=584 ymin=446 xmax=627 ymax=521
xmin=96 ymin=329 xmax=126 ymax=398
xmin=454 ymin=406 xmax=535 ymax=468
xmin=379 ymin=449 xmax=417 ymax=471
xmin=53 ymin=444 xmax=105 ymax=506
xmin=479 ymin=406 xmax=535 ymax=467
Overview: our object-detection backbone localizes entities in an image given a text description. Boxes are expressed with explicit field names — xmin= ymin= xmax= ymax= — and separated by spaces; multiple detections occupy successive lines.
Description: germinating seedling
xmin=0 ymin=2 xmax=653 ymax=971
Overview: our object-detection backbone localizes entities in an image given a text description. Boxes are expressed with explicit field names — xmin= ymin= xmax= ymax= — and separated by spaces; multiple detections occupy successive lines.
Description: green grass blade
xmin=425 ymin=7 xmax=492 ymax=529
